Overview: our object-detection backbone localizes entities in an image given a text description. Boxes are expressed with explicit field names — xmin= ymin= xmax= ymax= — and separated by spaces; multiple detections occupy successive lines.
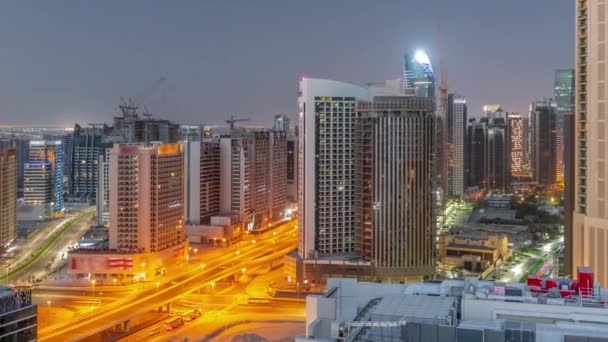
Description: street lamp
xmin=201 ymin=264 xmax=206 ymax=270
xmin=90 ymin=279 xmax=96 ymax=297
xmin=236 ymin=250 xmax=240 ymax=256
xmin=194 ymin=248 xmax=198 ymax=257
xmin=155 ymin=281 xmax=160 ymax=290
xmin=241 ymin=268 xmax=247 ymax=274
xmin=113 ymin=278 xmax=117 ymax=286
xmin=210 ymin=282 xmax=215 ymax=294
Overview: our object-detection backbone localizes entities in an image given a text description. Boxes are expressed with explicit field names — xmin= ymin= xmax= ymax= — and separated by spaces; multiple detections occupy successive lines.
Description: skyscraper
xmin=298 ymin=78 xmax=372 ymax=261
xmin=273 ymin=114 xmax=291 ymax=132
xmin=24 ymin=140 xmax=64 ymax=219
xmin=96 ymin=148 xmax=110 ymax=226
xmin=286 ymin=133 xmax=298 ymax=202
xmin=487 ymin=112 xmax=509 ymax=191
xmin=69 ymin=124 xmax=109 ymax=203
xmin=447 ymin=94 xmax=467 ymax=198
xmin=0 ymin=142 xmax=17 ymax=249
xmin=572 ymin=0 xmax=608 ymax=286
xmin=529 ymin=98 xmax=557 ymax=186
xmin=296 ymin=78 xmax=436 ymax=283
xmin=554 ymin=69 xmax=575 ymax=187
xmin=403 ymin=50 xmax=435 ymax=97
xmin=355 ymin=96 xmax=436 ymax=278
xmin=509 ymin=113 xmax=526 ymax=174
xmin=184 ymin=139 xmax=221 ymax=225
xmin=466 ymin=118 xmax=488 ymax=190
xmin=219 ymin=130 xmax=287 ymax=231
xmin=108 ymin=143 xmax=185 ymax=253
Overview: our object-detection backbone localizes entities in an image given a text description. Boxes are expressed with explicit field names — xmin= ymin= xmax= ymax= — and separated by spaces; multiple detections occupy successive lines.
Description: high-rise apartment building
xmin=529 ymin=98 xmax=557 ymax=186
xmin=0 ymin=142 xmax=17 ymax=249
xmin=112 ymin=102 xmax=180 ymax=144
xmin=487 ymin=114 xmax=509 ymax=191
xmin=69 ymin=124 xmax=109 ymax=203
xmin=96 ymin=148 xmax=110 ymax=226
xmin=184 ymin=139 xmax=221 ymax=225
xmin=273 ymin=114 xmax=291 ymax=132
xmin=14 ymin=138 xmax=29 ymax=195
xmin=403 ymin=50 xmax=435 ymax=97
xmin=509 ymin=113 xmax=525 ymax=175
xmin=572 ymin=0 xmax=608 ymax=286
xmin=219 ymin=130 xmax=287 ymax=231
xmin=108 ymin=143 xmax=184 ymax=253
xmin=180 ymin=125 xmax=204 ymax=142
xmin=355 ymin=96 xmax=436 ymax=278
xmin=24 ymin=140 xmax=63 ymax=219
xmin=555 ymin=69 xmax=575 ymax=187
xmin=298 ymin=79 xmax=372 ymax=260
xmin=466 ymin=118 xmax=488 ymax=190
xmin=447 ymin=94 xmax=467 ymax=198
xmin=286 ymin=133 xmax=298 ymax=202
xmin=295 ymin=78 xmax=436 ymax=283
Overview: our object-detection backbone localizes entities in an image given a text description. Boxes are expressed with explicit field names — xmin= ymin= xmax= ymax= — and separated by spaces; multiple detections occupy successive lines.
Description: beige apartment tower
xmin=572 ymin=0 xmax=608 ymax=286
xmin=109 ymin=143 xmax=185 ymax=253
xmin=0 ymin=144 xmax=17 ymax=249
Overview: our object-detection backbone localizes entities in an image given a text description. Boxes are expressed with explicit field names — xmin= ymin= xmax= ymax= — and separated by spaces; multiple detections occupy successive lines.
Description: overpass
xmin=38 ymin=222 xmax=298 ymax=341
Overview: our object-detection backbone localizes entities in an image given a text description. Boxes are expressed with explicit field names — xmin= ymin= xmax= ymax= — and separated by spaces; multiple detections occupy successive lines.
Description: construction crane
xmin=225 ymin=115 xmax=250 ymax=130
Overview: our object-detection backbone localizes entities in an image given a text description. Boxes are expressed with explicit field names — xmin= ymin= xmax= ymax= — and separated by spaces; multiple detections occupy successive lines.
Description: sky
xmin=0 ymin=0 xmax=574 ymax=127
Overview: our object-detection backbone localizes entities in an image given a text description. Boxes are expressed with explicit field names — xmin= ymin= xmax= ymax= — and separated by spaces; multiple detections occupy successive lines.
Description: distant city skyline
xmin=0 ymin=1 xmax=573 ymax=127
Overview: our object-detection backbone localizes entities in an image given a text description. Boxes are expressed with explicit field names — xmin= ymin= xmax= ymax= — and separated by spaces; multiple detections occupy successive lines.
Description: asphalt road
xmin=38 ymin=221 xmax=299 ymax=341
xmin=3 ymin=208 xmax=94 ymax=285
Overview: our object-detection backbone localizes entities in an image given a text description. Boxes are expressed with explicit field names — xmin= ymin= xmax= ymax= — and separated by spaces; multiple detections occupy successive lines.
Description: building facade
xmin=112 ymin=101 xmax=180 ymax=144
xmin=355 ymin=96 xmax=436 ymax=278
xmin=572 ymin=0 xmax=608 ymax=287
xmin=23 ymin=140 xmax=63 ymax=219
xmin=529 ymin=98 xmax=557 ymax=186
xmin=466 ymin=118 xmax=488 ymax=191
xmin=447 ymin=94 xmax=467 ymax=198
xmin=487 ymin=115 xmax=509 ymax=191
xmin=298 ymin=79 xmax=372 ymax=260
xmin=0 ymin=143 xmax=17 ymax=249
xmin=403 ymin=50 xmax=435 ymax=97
xmin=69 ymin=124 xmax=109 ymax=203
xmin=0 ymin=286 xmax=37 ymax=341
xmin=96 ymin=148 xmax=110 ymax=226
xmin=508 ymin=113 xmax=526 ymax=175
xmin=273 ymin=114 xmax=291 ymax=132
xmin=108 ymin=143 xmax=185 ymax=253
xmin=554 ymin=69 xmax=575 ymax=187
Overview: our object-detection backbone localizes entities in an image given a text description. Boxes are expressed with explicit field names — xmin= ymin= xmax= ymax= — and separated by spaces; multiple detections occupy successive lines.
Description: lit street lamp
xmin=201 ymin=264 xmax=206 ymax=270
xmin=210 ymin=282 xmax=215 ymax=294
xmin=113 ymin=278 xmax=117 ymax=286
xmin=90 ymin=279 xmax=96 ymax=297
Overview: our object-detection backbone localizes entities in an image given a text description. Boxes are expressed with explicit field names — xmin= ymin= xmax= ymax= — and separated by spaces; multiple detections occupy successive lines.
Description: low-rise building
xmin=298 ymin=267 xmax=608 ymax=342
xmin=439 ymin=233 xmax=510 ymax=277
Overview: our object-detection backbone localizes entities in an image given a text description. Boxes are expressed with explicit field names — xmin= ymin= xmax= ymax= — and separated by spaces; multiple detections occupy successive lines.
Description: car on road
xmin=164 ymin=317 xmax=184 ymax=331
xmin=182 ymin=308 xmax=202 ymax=322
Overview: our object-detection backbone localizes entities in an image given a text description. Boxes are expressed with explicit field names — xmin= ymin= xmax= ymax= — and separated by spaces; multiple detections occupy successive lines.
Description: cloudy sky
xmin=0 ymin=0 xmax=574 ymax=127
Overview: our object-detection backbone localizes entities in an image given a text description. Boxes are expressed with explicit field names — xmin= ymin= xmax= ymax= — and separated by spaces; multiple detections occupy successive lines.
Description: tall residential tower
xmin=447 ymin=94 xmax=467 ymax=198
xmin=0 ymin=142 xmax=17 ymax=249
xmin=572 ymin=0 xmax=608 ymax=286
